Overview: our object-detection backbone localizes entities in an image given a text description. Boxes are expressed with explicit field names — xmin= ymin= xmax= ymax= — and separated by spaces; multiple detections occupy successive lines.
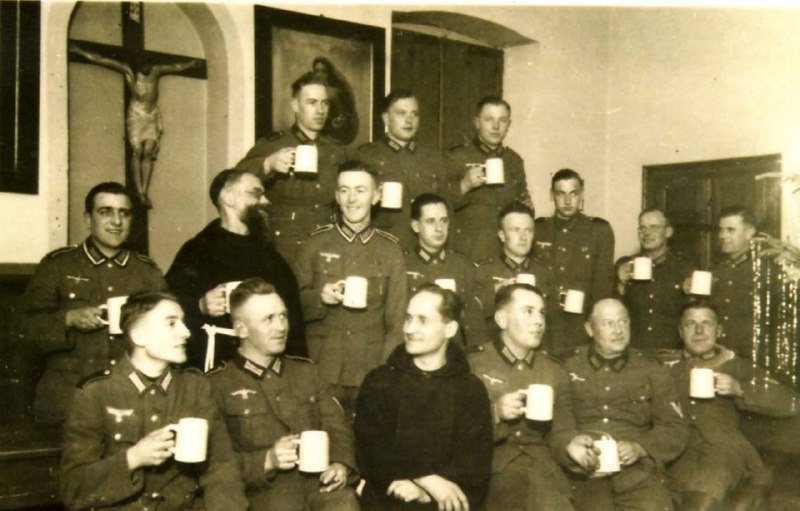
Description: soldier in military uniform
xmin=236 ymin=72 xmax=348 ymax=256
xmin=710 ymin=206 xmax=757 ymax=357
xmin=357 ymin=90 xmax=451 ymax=249
xmin=404 ymin=193 xmax=486 ymax=345
xmin=475 ymin=202 xmax=559 ymax=350
xmin=564 ymin=299 xmax=688 ymax=511
xmin=292 ymin=160 xmax=407 ymax=418
xmin=59 ymin=290 xmax=248 ymax=511
xmin=535 ymin=169 xmax=615 ymax=354
xmin=20 ymin=182 xmax=166 ymax=423
xmin=616 ymin=208 xmax=694 ymax=351
xmin=468 ymin=284 xmax=600 ymax=511
xmin=208 ymin=278 xmax=359 ymax=511
xmin=447 ymin=96 xmax=532 ymax=264
xmin=664 ymin=301 xmax=799 ymax=511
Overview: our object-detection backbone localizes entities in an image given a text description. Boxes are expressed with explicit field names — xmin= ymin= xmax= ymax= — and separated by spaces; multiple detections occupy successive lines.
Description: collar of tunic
xmin=418 ymin=246 xmax=447 ymax=263
xmin=336 ymin=218 xmax=375 ymax=244
xmin=725 ymin=251 xmax=751 ymax=267
xmin=587 ymin=345 xmax=629 ymax=372
xmin=552 ymin=213 xmax=582 ymax=232
xmin=291 ymin=124 xmax=318 ymax=145
xmin=383 ymin=134 xmax=416 ymax=153
xmin=474 ymin=136 xmax=505 ymax=156
xmin=234 ymin=352 xmax=283 ymax=378
xmin=493 ymin=338 xmax=535 ymax=367
xmin=503 ymin=254 xmax=530 ymax=272
xmin=83 ymin=238 xmax=130 ymax=267
xmin=122 ymin=358 xmax=173 ymax=395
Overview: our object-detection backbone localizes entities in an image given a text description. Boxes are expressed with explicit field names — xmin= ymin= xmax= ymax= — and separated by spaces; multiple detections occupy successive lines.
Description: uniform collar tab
xmin=384 ymin=135 xmax=415 ymax=153
xmin=493 ymin=339 xmax=535 ymax=367
xmin=475 ymin=137 xmax=504 ymax=156
xmin=235 ymin=353 xmax=283 ymax=378
xmin=503 ymin=254 xmax=529 ymax=272
xmin=588 ymin=345 xmax=628 ymax=372
xmin=291 ymin=124 xmax=317 ymax=145
xmin=418 ymin=246 xmax=446 ymax=263
xmin=127 ymin=368 xmax=172 ymax=395
xmin=337 ymin=218 xmax=375 ymax=244
xmin=83 ymin=238 xmax=129 ymax=267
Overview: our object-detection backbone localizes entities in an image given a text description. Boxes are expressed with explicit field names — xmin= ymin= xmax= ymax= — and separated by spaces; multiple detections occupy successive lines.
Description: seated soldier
xmin=207 ymin=278 xmax=359 ymax=511
xmin=667 ymin=300 xmax=799 ymax=511
xmin=468 ymin=283 xmax=599 ymax=510
xmin=563 ymin=298 xmax=688 ymax=511
xmin=355 ymin=285 xmax=494 ymax=511
xmin=59 ymin=290 xmax=247 ymax=511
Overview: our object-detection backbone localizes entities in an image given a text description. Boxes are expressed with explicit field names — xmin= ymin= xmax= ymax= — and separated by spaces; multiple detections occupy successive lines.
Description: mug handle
xmin=557 ymin=291 xmax=567 ymax=308
xmin=164 ymin=424 xmax=180 ymax=455
xmin=97 ymin=304 xmax=109 ymax=326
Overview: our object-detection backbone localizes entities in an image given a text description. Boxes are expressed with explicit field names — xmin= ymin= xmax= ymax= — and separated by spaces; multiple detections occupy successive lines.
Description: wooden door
xmin=643 ymin=154 xmax=782 ymax=268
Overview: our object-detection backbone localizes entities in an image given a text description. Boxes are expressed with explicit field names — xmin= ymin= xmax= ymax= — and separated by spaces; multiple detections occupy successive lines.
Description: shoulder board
xmin=45 ymin=245 xmax=79 ymax=259
xmin=475 ymin=257 xmax=495 ymax=267
xmin=285 ymin=354 xmax=314 ymax=364
xmin=534 ymin=217 xmax=549 ymax=224
xmin=357 ymin=141 xmax=376 ymax=152
xmin=77 ymin=368 xmax=113 ymax=388
xmin=319 ymin=133 xmax=344 ymax=146
xmin=175 ymin=365 xmax=205 ymax=376
xmin=134 ymin=253 xmax=160 ymax=268
xmin=374 ymin=229 xmax=400 ymax=244
xmin=463 ymin=343 xmax=486 ymax=355
xmin=538 ymin=350 xmax=565 ymax=365
xmin=588 ymin=216 xmax=610 ymax=225
xmin=267 ymin=131 xmax=284 ymax=141
xmin=448 ymin=142 xmax=468 ymax=152
xmin=205 ymin=361 xmax=228 ymax=376
xmin=631 ymin=349 xmax=660 ymax=364
xmin=310 ymin=224 xmax=335 ymax=237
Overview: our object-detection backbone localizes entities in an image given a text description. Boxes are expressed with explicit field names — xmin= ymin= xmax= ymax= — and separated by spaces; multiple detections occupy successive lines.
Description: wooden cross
xmin=68 ymin=2 xmax=207 ymax=254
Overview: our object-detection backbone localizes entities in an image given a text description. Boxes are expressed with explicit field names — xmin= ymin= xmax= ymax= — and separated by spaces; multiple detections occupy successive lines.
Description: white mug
xmin=690 ymin=367 xmax=716 ymax=399
xmin=632 ymin=257 xmax=653 ymax=281
xmin=381 ymin=182 xmax=404 ymax=209
xmin=342 ymin=276 xmax=368 ymax=309
xmin=516 ymin=273 xmax=537 ymax=286
xmin=223 ymin=281 xmax=243 ymax=314
xmin=99 ymin=295 xmax=129 ymax=335
xmin=559 ymin=289 xmax=585 ymax=314
xmin=594 ymin=437 xmax=621 ymax=474
xmin=167 ymin=418 xmax=208 ymax=463
xmin=484 ymin=158 xmax=505 ymax=185
xmin=293 ymin=145 xmax=318 ymax=174
xmin=298 ymin=430 xmax=330 ymax=473
xmin=434 ymin=278 xmax=457 ymax=292
xmin=689 ymin=271 xmax=713 ymax=296
xmin=524 ymin=384 xmax=554 ymax=421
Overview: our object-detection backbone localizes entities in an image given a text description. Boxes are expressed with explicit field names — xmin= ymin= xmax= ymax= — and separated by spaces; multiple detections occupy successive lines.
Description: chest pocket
xmin=60 ymin=275 xmax=95 ymax=305
xmin=313 ymin=254 xmax=345 ymax=288
xmin=221 ymin=394 xmax=276 ymax=451
xmin=105 ymin=413 xmax=141 ymax=455
xmin=277 ymin=390 xmax=321 ymax=431
xmin=626 ymin=381 xmax=653 ymax=425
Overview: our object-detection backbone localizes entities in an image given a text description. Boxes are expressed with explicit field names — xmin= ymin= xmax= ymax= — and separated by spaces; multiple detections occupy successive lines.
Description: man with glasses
xmin=615 ymin=208 xmax=693 ymax=350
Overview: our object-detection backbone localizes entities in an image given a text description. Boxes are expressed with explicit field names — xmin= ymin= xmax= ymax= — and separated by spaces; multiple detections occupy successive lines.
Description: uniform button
xmin=108 ymin=286 xmax=114 ymax=291
xmin=691 ymin=415 xmax=696 ymax=420
xmin=647 ymin=327 xmax=653 ymax=331
xmin=114 ymin=433 xmax=122 ymax=440
xmin=316 ymin=184 xmax=321 ymax=189
xmin=276 ymin=396 xmax=281 ymax=402
xmin=314 ymin=204 xmax=319 ymax=209
xmin=602 ymin=405 xmax=608 ymax=410
xmin=602 ymin=417 xmax=609 ymax=423
xmin=690 ymin=400 xmax=696 ymax=405
xmin=244 ymin=408 xmax=250 ymax=415
xmin=69 ymin=292 xmax=76 ymax=299
xmin=725 ymin=298 xmax=730 ymax=303
xmin=604 ymin=386 xmax=611 ymax=391
xmin=266 ymin=373 xmax=271 ymax=379
xmin=562 ymin=229 xmax=568 ymax=233
xmin=150 ymin=415 xmax=158 ymax=422
xmin=151 ymin=492 xmax=160 ymax=499
xmin=346 ymin=330 xmax=351 ymax=335
xmin=150 ymin=389 xmax=156 ymax=395
xmin=104 ymin=369 xmax=111 ymax=375
xmin=515 ymin=431 xmax=522 ymax=437
xmin=517 ymin=364 xmax=524 ymax=371
xmin=649 ymin=294 xmax=654 ymax=299
xmin=560 ymin=266 xmax=565 ymax=271
xmin=604 ymin=367 xmax=610 ymax=372
xmin=724 ymin=316 xmax=729 ymax=321
xmin=275 ymin=231 xmax=281 ymax=236
xmin=107 ymin=263 xmax=114 ymax=268
xmin=728 ymin=280 xmax=733 ymax=285
xmin=648 ymin=309 xmax=653 ymax=313
xmin=110 ymin=359 xmax=117 ymax=365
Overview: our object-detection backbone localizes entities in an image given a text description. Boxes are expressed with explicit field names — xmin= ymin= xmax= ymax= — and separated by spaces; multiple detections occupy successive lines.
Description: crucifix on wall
xmin=68 ymin=2 xmax=207 ymax=251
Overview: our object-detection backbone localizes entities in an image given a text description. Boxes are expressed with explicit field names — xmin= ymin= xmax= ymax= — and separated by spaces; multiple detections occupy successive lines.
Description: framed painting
xmin=254 ymin=6 xmax=385 ymax=147
xmin=0 ymin=0 xmax=40 ymax=194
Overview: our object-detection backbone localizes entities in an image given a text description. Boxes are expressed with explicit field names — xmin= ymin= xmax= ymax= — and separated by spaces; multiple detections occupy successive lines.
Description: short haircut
xmin=411 ymin=193 xmax=449 ymax=221
xmin=85 ymin=182 xmax=133 ymax=213
xmin=495 ymin=283 xmax=546 ymax=313
xmin=638 ymin=207 xmax=671 ymax=228
xmin=337 ymin=159 xmax=379 ymax=181
xmin=121 ymin=290 xmax=180 ymax=347
xmin=719 ymin=205 xmax=757 ymax=229
xmin=476 ymin=95 xmax=511 ymax=116
xmin=209 ymin=168 xmax=250 ymax=208
xmin=588 ymin=298 xmax=628 ymax=322
xmin=680 ymin=299 xmax=719 ymax=321
xmin=551 ymin=168 xmax=584 ymax=190
xmin=498 ymin=201 xmax=535 ymax=226
xmin=414 ymin=284 xmax=463 ymax=324
xmin=229 ymin=277 xmax=280 ymax=318
xmin=291 ymin=71 xmax=327 ymax=97
xmin=382 ymin=90 xmax=416 ymax=113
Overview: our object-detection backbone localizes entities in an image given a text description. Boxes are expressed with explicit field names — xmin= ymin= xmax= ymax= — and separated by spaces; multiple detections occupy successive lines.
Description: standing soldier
xmin=535 ymin=169 xmax=615 ymax=352
xmin=358 ymin=90 xmax=450 ymax=249
xmin=292 ymin=160 xmax=407 ymax=418
xmin=448 ymin=96 xmax=531 ymax=264
xmin=20 ymin=182 xmax=166 ymax=423
xmin=616 ymin=208 xmax=693 ymax=351
xmin=236 ymin=72 xmax=348 ymax=257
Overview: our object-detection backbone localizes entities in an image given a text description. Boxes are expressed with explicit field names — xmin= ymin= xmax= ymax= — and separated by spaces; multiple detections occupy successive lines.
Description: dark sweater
xmin=355 ymin=343 xmax=493 ymax=510
xmin=166 ymin=220 xmax=306 ymax=367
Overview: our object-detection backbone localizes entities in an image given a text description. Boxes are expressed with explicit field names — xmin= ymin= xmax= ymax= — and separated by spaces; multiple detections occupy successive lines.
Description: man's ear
xmin=445 ymin=319 xmax=459 ymax=340
xmin=233 ymin=319 xmax=247 ymax=340
xmin=494 ymin=309 xmax=508 ymax=330
xmin=411 ymin=219 xmax=421 ymax=235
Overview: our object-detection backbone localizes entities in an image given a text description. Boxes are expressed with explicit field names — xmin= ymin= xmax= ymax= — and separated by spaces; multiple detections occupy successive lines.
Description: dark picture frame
xmin=254 ymin=6 xmax=386 ymax=146
xmin=0 ymin=0 xmax=40 ymax=194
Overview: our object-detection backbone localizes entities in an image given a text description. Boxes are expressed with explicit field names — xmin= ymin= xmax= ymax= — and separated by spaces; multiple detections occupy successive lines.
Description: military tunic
xmin=468 ymin=341 xmax=578 ymax=511
xmin=60 ymin=358 xmax=248 ymax=511
xmin=563 ymin=346 xmax=688 ymax=511
xmin=474 ymin=255 xmax=561 ymax=352
xmin=236 ymin=125 xmax=348 ymax=256
xmin=447 ymin=138 xmax=531 ymax=264
xmin=664 ymin=346 xmax=798 ymax=502
xmin=208 ymin=353 xmax=359 ymax=511
xmin=19 ymin=239 xmax=166 ymax=421
xmin=619 ymin=251 xmax=694 ymax=351
xmin=358 ymin=137 xmax=451 ymax=249
xmin=710 ymin=252 xmax=754 ymax=357
xmin=292 ymin=221 xmax=407 ymax=389
xmin=403 ymin=246 xmax=487 ymax=345
xmin=535 ymin=214 xmax=615 ymax=355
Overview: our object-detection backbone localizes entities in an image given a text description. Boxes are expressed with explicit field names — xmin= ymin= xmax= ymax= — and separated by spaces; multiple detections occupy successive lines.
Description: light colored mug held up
xmin=689 ymin=270 xmax=713 ymax=296
xmin=484 ymin=157 xmax=505 ymax=185
xmin=342 ymin=276 xmax=368 ymax=309
xmin=632 ymin=257 xmax=653 ymax=281
xmin=524 ymin=384 xmax=554 ymax=421
xmin=559 ymin=289 xmax=585 ymax=314
xmin=381 ymin=182 xmax=404 ymax=209
xmin=166 ymin=418 xmax=208 ymax=463
xmin=516 ymin=273 xmax=536 ymax=286
xmin=99 ymin=295 xmax=129 ymax=335
xmin=297 ymin=430 xmax=330 ymax=473
xmin=434 ymin=278 xmax=457 ymax=292
xmin=293 ymin=145 xmax=318 ymax=174
xmin=594 ymin=437 xmax=621 ymax=474
xmin=690 ymin=367 xmax=716 ymax=399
